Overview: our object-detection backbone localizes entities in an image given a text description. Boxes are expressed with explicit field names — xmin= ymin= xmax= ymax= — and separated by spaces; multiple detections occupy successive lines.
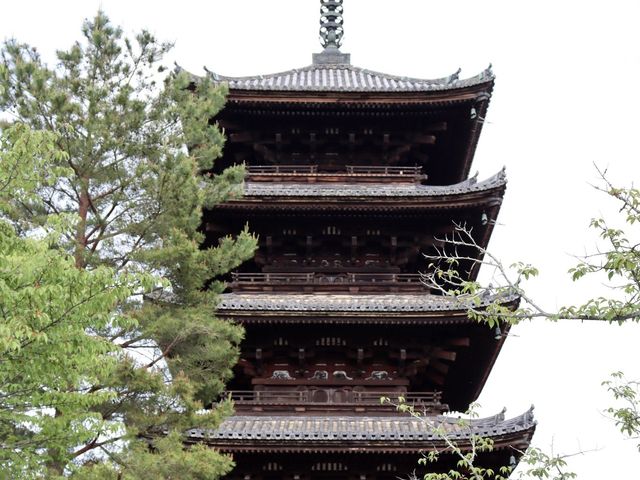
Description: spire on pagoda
xmin=313 ymin=0 xmax=351 ymax=65
xmin=319 ymin=0 xmax=344 ymax=49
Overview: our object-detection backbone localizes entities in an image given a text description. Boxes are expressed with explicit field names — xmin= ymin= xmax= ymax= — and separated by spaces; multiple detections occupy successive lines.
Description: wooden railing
xmin=345 ymin=165 xmax=422 ymax=176
xmin=228 ymin=390 xmax=441 ymax=403
xmin=226 ymin=390 xmax=444 ymax=413
xmin=230 ymin=272 xmax=428 ymax=292
xmin=246 ymin=165 xmax=318 ymax=174
xmin=245 ymin=164 xmax=425 ymax=183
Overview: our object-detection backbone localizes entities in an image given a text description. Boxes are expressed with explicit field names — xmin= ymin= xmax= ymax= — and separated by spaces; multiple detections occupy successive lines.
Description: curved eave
xmin=216 ymin=304 xmax=521 ymax=325
xmin=186 ymin=409 xmax=535 ymax=454
xmin=199 ymin=64 xmax=494 ymax=96
xmin=220 ymin=310 xmax=481 ymax=325
xmin=216 ymin=171 xmax=506 ymax=212
xmin=223 ymin=82 xmax=493 ymax=107
xmin=216 ymin=293 xmax=520 ymax=319
xmin=189 ymin=430 xmax=535 ymax=454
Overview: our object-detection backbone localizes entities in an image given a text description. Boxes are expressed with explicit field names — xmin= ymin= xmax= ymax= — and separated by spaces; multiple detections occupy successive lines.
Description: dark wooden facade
xmin=189 ymin=14 xmax=535 ymax=478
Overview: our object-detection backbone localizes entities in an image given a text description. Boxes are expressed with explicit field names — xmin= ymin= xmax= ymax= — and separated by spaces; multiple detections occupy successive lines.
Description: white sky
xmin=2 ymin=0 xmax=640 ymax=477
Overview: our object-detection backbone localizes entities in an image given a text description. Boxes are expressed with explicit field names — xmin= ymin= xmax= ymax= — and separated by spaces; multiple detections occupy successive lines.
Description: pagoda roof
xmin=243 ymin=170 xmax=505 ymax=198
xmin=186 ymin=407 xmax=535 ymax=451
xmin=218 ymin=292 xmax=518 ymax=315
xmin=203 ymin=64 xmax=494 ymax=94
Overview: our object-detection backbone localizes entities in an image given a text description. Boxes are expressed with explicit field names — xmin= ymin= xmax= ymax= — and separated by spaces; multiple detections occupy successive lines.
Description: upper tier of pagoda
xmin=194 ymin=59 xmax=493 ymax=185
xmin=185 ymin=20 xmax=494 ymax=186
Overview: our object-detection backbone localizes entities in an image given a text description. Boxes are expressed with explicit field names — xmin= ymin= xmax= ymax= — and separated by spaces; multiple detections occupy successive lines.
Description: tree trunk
xmin=75 ymin=180 xmax=89 ymax=269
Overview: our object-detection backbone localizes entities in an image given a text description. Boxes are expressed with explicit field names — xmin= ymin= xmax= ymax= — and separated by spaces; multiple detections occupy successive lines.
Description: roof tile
xmin=202 ymin=64 xmax=494 ymax=93
xmin=188 ymin=408 xmax=535 ymax=443
xmin=217 ymin=291 xmax=518 ymax=313
xmin=243 ymin=170 xmax=506 ymax=198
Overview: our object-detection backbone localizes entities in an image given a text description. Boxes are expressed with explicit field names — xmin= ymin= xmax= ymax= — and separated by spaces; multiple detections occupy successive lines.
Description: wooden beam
xmin=415 ymin=133 xmax=437 ymax=144
xmin=447 ymin=337 xmax=471 ymax=347
xmin=298 ymin=348 xmax=306 ymax=367
xmin=431 ymin=349 xmax=457 ymax=362
xmin=228 ymin=132 xmax=252 ymax=143
xmin=255 ymin=348 xmax=263 ymax=375
xmin=424 ymin=121 xmax=448 ymax=132
xmin=399 ymin=348 xmax=406 ymax=374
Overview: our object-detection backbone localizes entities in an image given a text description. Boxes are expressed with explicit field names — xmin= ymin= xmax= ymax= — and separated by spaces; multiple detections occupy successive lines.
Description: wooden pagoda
xmin=189 ymin=2 xmax=535 ymax=478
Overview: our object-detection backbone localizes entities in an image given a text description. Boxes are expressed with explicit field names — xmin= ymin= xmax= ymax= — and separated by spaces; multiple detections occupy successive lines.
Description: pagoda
xmin=189 ymin=2 xmax=535 ymax=478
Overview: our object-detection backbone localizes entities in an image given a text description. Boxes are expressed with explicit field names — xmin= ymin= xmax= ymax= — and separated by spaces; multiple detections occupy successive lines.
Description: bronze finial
xmin=319 ymin=0 xmax=344 ymax=49
xmin=313 ymin=0 xmax=350 ymax=64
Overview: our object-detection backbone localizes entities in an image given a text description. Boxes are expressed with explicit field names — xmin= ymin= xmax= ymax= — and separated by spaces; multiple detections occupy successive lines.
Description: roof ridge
xmin=193 ymin=63 xmax=494 ymax=93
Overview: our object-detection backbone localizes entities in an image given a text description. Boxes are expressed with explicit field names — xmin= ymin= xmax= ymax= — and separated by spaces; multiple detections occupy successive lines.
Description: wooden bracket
xmin=306 ymin=235 xmax=313 ymax=260
xmin=399 ymin=348 xmax=406 ymax=374
xmin=266 ymin=236 xmax=273 ymax=262
xmin=298 ymin=348 xmax=306 ymax=367
xmin=255 ymin=348 xmax=263 ymax=375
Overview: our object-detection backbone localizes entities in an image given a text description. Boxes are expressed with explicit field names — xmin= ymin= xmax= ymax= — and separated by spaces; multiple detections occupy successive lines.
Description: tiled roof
xmin=203 ymin=64 xmax=493 ymax=93
xmin=218 ymin=292 xmax=518 ymax=313
xmin=244 ymin=170 xmax=505 ymax=198
xmin=187 ymin=407 xmax=535 ymax=443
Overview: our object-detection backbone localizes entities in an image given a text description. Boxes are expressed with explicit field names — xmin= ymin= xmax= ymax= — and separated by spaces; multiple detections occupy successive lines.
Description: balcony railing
xmin=226 ymin=389 xmax=445 ymax=413
xmin=245 ymin=164 xmax=425 ymax=183
xmin=246 ymin=165 xmax=318 ymax=174
xmin=345 ymin=165 xmax=422 ymax=176
xmin=230 ymin=272 xmax=428 ymax=293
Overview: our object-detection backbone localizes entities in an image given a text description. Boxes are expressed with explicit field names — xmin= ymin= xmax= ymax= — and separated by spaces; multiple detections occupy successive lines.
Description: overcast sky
xmin=2 ymin=1 xmax=640 ymax=477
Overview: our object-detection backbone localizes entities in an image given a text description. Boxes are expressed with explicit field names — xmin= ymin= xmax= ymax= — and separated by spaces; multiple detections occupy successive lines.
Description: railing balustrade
xmin=246 ymin=165 xmax=318 ymax=174
xmin=246 ymin=165 xmax=423 ymax=177
xmin=226 ymin=390 xmax=442 ymax=405
xmin=345 ymin=165 xmax=422 ymax=176
xmin=231 ymin=272 xmax=424 ymax=285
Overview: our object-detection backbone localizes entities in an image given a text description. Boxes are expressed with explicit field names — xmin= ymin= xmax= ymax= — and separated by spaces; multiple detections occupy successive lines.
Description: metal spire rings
xmin=319 ymin=0 xmax=344 ymax=49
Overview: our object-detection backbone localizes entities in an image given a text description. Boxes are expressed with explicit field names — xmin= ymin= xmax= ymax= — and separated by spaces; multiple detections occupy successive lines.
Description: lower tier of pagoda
xmin=187 ymin=408 xmax=535 ymax=480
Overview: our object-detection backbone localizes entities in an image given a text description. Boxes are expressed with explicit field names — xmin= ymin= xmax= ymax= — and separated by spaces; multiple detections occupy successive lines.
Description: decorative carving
xmin=271 ymin=370 xmax=294 ymax=380
xmin=309 ymin=370 xmax=329 ymax=380
xmin=366 ymin=370 xmax=392 ymax=380
xmin=333 ymin=370 xmax=353 ymax=380
xmin=319 ymin=0 xmax=344 ymax=49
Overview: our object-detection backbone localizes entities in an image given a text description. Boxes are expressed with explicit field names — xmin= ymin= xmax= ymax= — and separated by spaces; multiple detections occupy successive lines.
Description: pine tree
xmin=0 ymin=12 xmax=256 ymax=478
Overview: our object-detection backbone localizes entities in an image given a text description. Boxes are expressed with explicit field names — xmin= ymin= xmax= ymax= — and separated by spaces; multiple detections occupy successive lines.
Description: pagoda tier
xmin=203 ymin=171 xmax=506 ymax=284
xmin=185 ymin=408 xmax=535 ymax=480
xmin=218 ymin=293 xmax=517 ymax=412
xmin=191 ymin=64 xmax=493 ymax=186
